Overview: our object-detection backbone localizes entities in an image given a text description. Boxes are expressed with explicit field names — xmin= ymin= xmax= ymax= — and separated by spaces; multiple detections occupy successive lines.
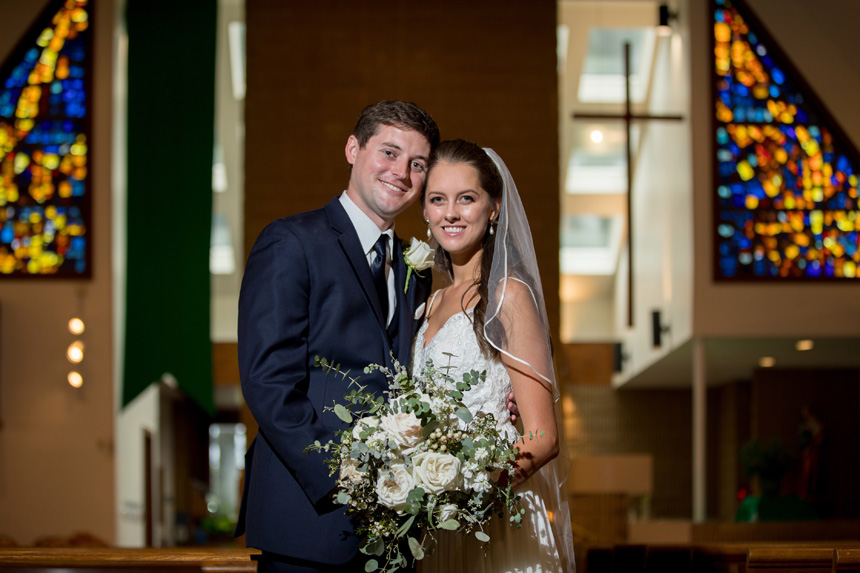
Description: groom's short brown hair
xmin=352 ymin=100 xmax=440 ymax=150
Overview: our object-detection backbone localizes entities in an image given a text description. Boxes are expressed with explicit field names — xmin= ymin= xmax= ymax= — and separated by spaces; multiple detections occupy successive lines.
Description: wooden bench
xmin=644 ymin=545 xmax=692 ymax=573
xmin=836 ymin=548 xmax=860 ymax=571
xmin=747 ymin=546 xmax=833 ymax=572
xmin=691 ymin=543 xmax=748 ymax=572
xmin=584 ymin=543 xmax=698 ymax=572
xmin=0 ymin=548 xmax=260 ymax=572
xmin=585 ymin=543 xmax=860 ymax=573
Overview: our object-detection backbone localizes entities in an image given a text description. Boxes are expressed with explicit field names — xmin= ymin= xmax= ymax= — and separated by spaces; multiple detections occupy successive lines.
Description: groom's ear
xmin=345 ymin=135 xmax=359 ymax=165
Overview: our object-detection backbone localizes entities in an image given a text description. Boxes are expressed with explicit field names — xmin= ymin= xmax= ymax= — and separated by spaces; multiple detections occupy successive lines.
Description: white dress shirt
xmin=340 ymin=191 xmax=395 ymax=325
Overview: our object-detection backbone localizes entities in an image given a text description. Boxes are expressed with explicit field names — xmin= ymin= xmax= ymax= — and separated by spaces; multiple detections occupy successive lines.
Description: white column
xmin=693 ymin=337 xmax=707 ymax=522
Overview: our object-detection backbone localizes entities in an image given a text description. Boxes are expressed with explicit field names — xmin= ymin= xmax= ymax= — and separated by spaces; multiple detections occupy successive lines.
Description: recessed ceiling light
xmin=758 ymin=356 xmax=775 ymax=368
xmin=795 ymin=339 xmax=814 ymax=351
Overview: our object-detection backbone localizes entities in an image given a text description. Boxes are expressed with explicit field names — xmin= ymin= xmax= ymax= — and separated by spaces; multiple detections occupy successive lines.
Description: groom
xmin=236 ymin=100 xmax=439 ymax=572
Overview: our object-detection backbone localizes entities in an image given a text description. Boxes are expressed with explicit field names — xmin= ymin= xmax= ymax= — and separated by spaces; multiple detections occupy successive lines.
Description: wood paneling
xmin=562 ymin=343 xmax=615 ymax=385
xmin=212 ymin=343 xmax=240 ymax=387
xmin=245 ymin=0 xmax=559 ymax=341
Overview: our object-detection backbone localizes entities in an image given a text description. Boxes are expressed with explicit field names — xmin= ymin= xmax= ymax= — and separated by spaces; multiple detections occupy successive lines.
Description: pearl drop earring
xmin=426 ymin=220 xmax=431 ymax=239
xmin=489 ymin=220 xmax=495 ymax=235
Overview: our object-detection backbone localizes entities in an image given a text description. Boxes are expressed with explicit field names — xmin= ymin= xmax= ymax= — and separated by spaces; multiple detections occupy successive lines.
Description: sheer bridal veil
xmin=482 ymin=148 xmax=576 ymax=572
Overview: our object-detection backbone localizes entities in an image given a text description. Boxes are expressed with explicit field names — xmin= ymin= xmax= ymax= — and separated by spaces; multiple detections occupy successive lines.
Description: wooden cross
xmin=573 ymin=42 xmax=683 ymax=327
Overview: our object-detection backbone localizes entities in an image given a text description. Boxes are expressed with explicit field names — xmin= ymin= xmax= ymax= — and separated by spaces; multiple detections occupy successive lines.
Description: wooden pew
xmin=691 ymin=543 xmax=748 ymax=572
xmin=747 ymin=546 xmax=833 ymax=572
xmin=836 ymin=548 xmax=860 ymax=571
xmin=583 ymin=543 xmax=693 ymax=572
xmin=0 ymin=547 xmax=259 ymax=572
xmin=613 ymin=544 xmax=647 ymax=571
xmin=644 ymin=545 xmax=692 ymax=573
xmin=585 ymin=543 xmax=860 ymax=573
xmin=584 ymin=545 xmax=614 ymax=572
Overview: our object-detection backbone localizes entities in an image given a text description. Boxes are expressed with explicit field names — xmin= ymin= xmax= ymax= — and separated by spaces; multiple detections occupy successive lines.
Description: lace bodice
xmin=410 ymin=309 xmax=520 ymax=443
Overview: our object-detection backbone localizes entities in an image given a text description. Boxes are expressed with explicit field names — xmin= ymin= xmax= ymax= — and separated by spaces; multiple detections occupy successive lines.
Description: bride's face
xmin=423 ymin=161 xmax=499 ymax=259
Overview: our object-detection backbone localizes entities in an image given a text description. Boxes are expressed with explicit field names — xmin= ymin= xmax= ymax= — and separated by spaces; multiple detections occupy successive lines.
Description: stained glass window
xmin=713 ymin=0 xmax=860 ymax=280
xmin=0 ymin=0 xmax=91 ymax=277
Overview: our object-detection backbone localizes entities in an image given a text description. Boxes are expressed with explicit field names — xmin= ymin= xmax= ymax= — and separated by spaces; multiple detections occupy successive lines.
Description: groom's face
xmin=345 ymin=124 xmax=431 ymax=230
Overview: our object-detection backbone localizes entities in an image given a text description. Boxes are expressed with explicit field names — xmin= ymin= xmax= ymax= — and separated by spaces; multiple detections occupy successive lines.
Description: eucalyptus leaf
xmin=438 ymin=519 xmax=460 ymax=530
xmin=364 ymin=559 xmax=378 ymax=572
xmin=363 ymin=537 xmax=384 ymax=556
xmin=475 ymin=531 xmax=490 ymax=542
xmin=390 ymin=552 xmax=406 ymax=569
xmin=422 ymin=420 xmax=440 ymax=438
xmin=396 ymin=514 xmax=416 ymax=537
xmin=334 ymin=404 xmax=353 ymax=424
xmin=455 ymin=406 xmax=473 ymax=423
xmin=408 ymin=537 xmax=425 ymax=560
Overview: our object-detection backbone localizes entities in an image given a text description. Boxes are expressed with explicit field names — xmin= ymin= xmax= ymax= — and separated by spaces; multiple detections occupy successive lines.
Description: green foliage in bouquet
xmin=305 ymin=355 xmax=527 ymax=573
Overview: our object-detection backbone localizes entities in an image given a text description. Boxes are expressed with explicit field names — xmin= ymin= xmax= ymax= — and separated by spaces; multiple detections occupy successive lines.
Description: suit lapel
xmin=325 ymin=199 xmax=388 ymax=333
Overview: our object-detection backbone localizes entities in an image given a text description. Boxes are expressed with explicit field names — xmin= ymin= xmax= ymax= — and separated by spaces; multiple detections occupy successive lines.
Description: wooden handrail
xmin=836 ymin=548 xmax=860 ymax=571
xmin=584 ymin=543 xmax=860 ymax=573
xmin=0 ymin=548 xmax=260 ymax=571
xmin=747 ymin=546 xmax=835 ymax=571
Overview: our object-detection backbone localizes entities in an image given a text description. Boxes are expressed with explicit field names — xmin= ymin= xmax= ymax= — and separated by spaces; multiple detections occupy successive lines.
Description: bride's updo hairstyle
xmin=425 ymin=139 xmax=503 ymax=357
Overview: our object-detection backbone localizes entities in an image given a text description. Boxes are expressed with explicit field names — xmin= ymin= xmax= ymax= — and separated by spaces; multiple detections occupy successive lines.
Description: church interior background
xmin=1 ymin=0 xmax=859 ymax=567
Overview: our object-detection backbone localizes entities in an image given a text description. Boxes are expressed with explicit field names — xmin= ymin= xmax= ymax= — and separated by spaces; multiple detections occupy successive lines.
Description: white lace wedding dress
xmin=410 ymin=307 xmax=564 ymax=573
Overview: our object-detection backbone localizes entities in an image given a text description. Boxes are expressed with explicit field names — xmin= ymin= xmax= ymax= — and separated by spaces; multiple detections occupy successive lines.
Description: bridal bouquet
xmin=306 ymin=355 xmax=525 ymax=573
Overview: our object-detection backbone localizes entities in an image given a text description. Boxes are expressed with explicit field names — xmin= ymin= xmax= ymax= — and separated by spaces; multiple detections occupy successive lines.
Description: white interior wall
xmin=210 ymin=0 xmax=245 ymax=344
xmin=558 ymin=1 xmax=657 ymax=344
xmin=614 ymin=23 xmax=694 ymax=383
xmin=115 ymin=382 xmax=159 ymax=547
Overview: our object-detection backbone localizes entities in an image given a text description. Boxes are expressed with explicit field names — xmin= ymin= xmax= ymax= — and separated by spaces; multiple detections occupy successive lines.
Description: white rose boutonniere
xmin=403 ymin=237 xmax=435 ymax=293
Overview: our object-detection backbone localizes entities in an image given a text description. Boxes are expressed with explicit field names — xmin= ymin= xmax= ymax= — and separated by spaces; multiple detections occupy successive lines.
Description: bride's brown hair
xmin=423 ymin=139 xmax=503 ymax=357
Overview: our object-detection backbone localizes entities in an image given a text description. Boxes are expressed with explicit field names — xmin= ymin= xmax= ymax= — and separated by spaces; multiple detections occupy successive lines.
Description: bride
xmin=410 ymin=140 xmax=576 ymax=572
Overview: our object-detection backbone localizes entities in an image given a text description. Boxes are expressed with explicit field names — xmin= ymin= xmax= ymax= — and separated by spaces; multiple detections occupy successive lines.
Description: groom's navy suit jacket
xmin=236 ymin=197 xmax=431 ymax=565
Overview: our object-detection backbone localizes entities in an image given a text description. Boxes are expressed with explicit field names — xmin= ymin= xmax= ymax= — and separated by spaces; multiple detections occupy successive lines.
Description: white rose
xmin=380 ymin=411 xmax=424 ymax=450
xmin=412 ymin=451 xmax=462 ymax=495
xmin=339 ymin=458 xmax=364 ymax=484
xmin=437 ymin=503 xmax=458 ymax=523
xmin=352 ymin=416 xmax=380 ymax=440
xmin=404 ymin=238 xmax=435 ymax=270
xmin=376 ymin=464 xmax=415 ymax=511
